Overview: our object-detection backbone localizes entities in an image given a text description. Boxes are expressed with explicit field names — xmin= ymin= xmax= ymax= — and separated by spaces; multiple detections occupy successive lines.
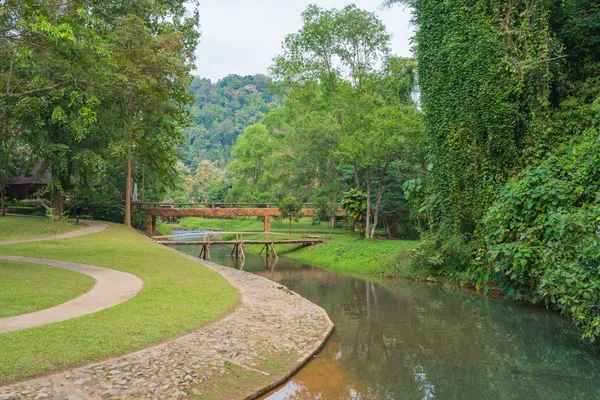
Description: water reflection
xmin=176 ymin=245 xmax=600 ymax=400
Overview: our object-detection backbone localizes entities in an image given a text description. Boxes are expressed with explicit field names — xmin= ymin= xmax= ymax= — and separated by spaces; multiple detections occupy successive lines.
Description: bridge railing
xmin=153 ymin=231 xmax=324 ymax=242
xmin=133 ymin=201 xmax=340 ymax=210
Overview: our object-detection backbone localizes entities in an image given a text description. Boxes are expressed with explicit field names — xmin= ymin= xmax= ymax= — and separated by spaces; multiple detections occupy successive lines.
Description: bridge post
xmin=264 ymin=215 xmax=271 ymax=233
xmin=147 ymin=215 xmax=157 ymax=235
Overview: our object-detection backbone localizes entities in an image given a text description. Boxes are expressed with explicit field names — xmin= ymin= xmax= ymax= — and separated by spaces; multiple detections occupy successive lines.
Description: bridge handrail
xmin=134 ymin=201 xmax=342 ymax=209
xmin=152 ymin=231 xmax=324 ymax=240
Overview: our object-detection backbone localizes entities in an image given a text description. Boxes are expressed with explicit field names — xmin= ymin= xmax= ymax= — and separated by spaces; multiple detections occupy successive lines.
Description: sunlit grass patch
xmin=0 ymin=260 xmax=95 ymax=318
xmin=0 ymin=216 xmax=82 ymax=241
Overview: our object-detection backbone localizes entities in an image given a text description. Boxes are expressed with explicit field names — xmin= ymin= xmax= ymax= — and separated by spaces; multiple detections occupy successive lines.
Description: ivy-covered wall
xmin=413 ymin=0 xmax=556 ymax=237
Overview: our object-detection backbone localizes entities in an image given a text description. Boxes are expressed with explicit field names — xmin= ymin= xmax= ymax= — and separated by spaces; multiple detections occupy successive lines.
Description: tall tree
xmin=107 ymin=4 xmax=199 ymax=226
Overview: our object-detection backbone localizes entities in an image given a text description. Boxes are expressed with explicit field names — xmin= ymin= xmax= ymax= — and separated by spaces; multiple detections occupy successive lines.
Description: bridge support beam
xmin=147 ymin=215 xmax=157 ymax=235
xmin=264 ymin=216 xmax=271 ymax=233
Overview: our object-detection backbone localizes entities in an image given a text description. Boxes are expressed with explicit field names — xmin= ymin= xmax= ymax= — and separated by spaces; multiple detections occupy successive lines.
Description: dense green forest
xmin=180 ymin=75 xmax=281 ymax=170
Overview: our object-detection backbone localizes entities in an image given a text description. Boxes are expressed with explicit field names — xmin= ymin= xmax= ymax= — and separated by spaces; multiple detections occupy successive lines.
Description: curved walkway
xmin=0 ymin=219 xmax=109 ymax=246
xmin=0 ymin=220 xmax=144 ymax=333
xmin=0 ymin=255 xmax=144 ymax=334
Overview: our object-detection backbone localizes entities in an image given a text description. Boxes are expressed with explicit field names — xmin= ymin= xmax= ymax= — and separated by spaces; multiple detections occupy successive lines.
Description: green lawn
xmin=0 ymin=260 xmax=95 ymax=318
xmin=0 ymin=216 xmax=81 ymax=241
xmin=0 ymin=223 xmax=239 ymax=385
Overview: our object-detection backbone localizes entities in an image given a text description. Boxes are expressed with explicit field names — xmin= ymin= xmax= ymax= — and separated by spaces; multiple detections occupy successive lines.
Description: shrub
xmin=19 ymin=199 xmax=50 ymax=207
xmin=482 ymin=132 xmax=600 ymax=340
xmin=6 ymin=206 xmax=39 ymax=215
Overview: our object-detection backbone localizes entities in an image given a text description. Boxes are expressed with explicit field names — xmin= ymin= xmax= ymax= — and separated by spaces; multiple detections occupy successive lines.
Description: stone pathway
xmin=0 ymin=256 xmax=144 ymax=334
xmin=0 ymin=222 xmax=334 ymax=399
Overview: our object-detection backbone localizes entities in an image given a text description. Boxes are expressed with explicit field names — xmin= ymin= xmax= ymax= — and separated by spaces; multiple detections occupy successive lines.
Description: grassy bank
xmin=0 ymin=216 xmax=81 ymax=241
xmin=0 ymin=223 xmax=238 ymax=384
xmin=281 ymin=237 xmax=420 ymax=279
xmin=0 ymin=260 xmax=95 ymax=318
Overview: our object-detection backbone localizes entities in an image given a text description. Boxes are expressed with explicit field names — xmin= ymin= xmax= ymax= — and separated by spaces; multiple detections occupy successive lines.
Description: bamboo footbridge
xmin=152 ymin=232 xmax=324 ymax=261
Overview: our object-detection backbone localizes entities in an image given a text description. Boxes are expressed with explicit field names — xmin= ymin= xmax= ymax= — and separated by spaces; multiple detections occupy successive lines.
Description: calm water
xmin=176 ymin=239 xmax=600 ymax=400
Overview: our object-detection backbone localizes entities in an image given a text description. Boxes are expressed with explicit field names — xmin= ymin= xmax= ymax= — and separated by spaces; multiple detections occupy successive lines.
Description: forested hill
xmin=180 ymin=75 xmax=281 ymax=169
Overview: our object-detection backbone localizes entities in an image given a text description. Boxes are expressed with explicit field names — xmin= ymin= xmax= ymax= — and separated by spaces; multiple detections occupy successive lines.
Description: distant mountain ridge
xmin=180 ymin=74 xmax=281 ymax=169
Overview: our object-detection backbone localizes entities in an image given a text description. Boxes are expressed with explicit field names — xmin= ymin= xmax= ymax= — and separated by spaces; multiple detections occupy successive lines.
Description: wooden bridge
xmin=152 ymin=231 xmax=324 ymax=261
xmin=136 ymin=202 xmax=345 ymax=235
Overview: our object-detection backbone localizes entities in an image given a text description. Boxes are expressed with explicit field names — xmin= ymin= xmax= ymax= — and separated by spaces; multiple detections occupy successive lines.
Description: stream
xmin=175 ymin=235 xmax=600 ymax=400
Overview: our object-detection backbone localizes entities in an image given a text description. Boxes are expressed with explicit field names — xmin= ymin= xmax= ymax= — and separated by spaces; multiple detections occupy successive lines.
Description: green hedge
xmin=6 ymin=206 xmax=42 ymax=216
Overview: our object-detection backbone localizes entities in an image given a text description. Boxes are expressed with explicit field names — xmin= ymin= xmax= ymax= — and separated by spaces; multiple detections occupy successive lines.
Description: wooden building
xmin=6 ymin=164 xmax=51 ymax=200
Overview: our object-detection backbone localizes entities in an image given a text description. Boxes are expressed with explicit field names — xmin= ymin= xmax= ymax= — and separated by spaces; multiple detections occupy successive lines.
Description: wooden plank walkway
xmin=152 ymin=231 xmax=324 ymax=262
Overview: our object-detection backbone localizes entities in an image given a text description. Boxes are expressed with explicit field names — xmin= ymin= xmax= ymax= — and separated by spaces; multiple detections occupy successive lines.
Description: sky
xmin=192 ymin=0 xmax=414 ymax=82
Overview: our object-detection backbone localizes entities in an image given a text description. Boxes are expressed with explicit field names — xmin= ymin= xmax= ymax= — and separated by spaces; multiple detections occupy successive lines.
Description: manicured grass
xmin=0 ymin=260 xmax=95 ymax=318
xmin=0 ymin=216 xmax=81 ymax=241
xmin=0 ymin=223 xmax=239 ymax=384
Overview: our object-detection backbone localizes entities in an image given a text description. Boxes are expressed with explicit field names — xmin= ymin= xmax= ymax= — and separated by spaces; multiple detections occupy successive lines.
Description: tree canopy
xmin=0 ymin=0 xmax=200 ymax=224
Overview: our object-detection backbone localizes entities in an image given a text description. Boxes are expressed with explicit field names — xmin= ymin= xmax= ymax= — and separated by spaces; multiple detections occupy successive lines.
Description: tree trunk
xmin=370 ymin=161 xmax=390 ymax=239
xmin=365 ymin=168 xmax=371 ymax=239
xmin=52 ymin=192 xmax=65 ymax=216
xmin=1 ymin=154 xmax=6 ymax=217
xmin=141 ymin=168 xmax=145 ymax=203
xmin=123 ymin=101 xmax=133 ymax=227
xmin=1 ymin=132 xmax=9 ymax=217
xmin=0 ymin=183 xmax=5 ymax=217
xmin=353 ymin=162 xmax=362 ymax=191
xmin=124 ymin=150 xmax=132 ymax=227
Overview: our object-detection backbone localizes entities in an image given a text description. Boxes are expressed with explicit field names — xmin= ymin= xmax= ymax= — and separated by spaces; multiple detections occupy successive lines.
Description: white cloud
xmin=192 ymin=0 xmax=414 ymax=82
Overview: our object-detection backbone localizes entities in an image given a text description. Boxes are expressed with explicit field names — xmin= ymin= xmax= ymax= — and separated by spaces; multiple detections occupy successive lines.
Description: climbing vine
xmin=387 ymin=0 xmax=600 ymax=339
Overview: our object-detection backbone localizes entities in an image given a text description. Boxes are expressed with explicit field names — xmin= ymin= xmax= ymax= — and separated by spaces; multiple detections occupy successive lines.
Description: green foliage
xmin=5 ymin=206 xmax=39 ymax=215
xmin=66 ymin=192 xmax=125 ymax=223
xmin=341 ymin=189 xmax=367 ymax=236
xmin=341 ymin=189 xmax=367 ymax=222
xmin=314 ymin=199 xmax=337 ymax=225
xmin=1 ymin=0 xmax=200 ymax=220
xmin=227 ymin=123 xmax=282 ymax=201
xmin=482 ymin=129 xmax=600 ymax=340
xmin=181 ymin=75 xmax=281 ymax=169
xmin=267 ymin=5 xmax=422 ymax=239
xmin=277 ymin=194 xmax=303 ymax=234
